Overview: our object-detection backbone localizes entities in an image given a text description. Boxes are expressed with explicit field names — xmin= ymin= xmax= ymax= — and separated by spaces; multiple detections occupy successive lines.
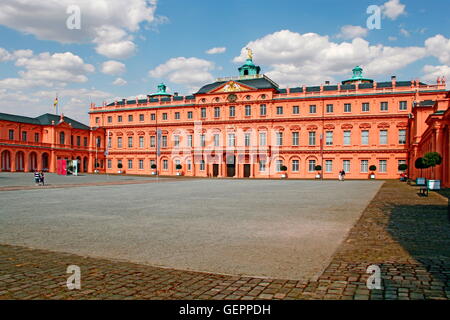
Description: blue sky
xmin=0 ymin=0 xmax=449 ymax=122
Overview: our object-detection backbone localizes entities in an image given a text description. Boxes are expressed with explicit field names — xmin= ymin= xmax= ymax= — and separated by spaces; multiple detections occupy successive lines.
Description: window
xmin=362 ymin=103 xmax=370 ymax=112
xmin=259 ymin=160 xmax=266 ymax=172
xmin=398 ymin=129 xmax=406 ymax=144
xmin=108 ymin=116 xmax=112 ymax=123
xmin=128 ymin=115 xmax=133 ymax=122
xmin=259 ymin=132 xmax=266 ymax=146
xmin=150 ymin=159 xmax=156 ymax=168
xmin=361 ymin=130 xmax=369 ymax=145
xmin=292 ymin=160 xmax=299 ymax=172
xmin=174 ymin=135 xmax=180 ymax=147
xmin=260 ymin=104 xmax=266 ymax=116
xmin=139 ymin=136 xmax=144 ymax=148
xmin=8 ymin=129 xmax=14 ymax=140
xmin=343 ymin=131 xmax=351 ymax=146
xmin=244 ymin=133 xmax=251 ymax=147
xmin=309 ymin=105 xmax=316 ymax=114
xmin=128 ymin=137 xmax=133 ymax=148
xmin=175 ymin=112 xmax=180 ymax=120
xmin=326 ymin=104 xmax=333 ymax=113
xmin=201 ymin=108 xmax=207 ymax=118
xmin=228 ymin=133 xmax=235 ymax=147
xmin=399 ymin=101 xmax=407 ymax=111
xmin=162 ymin=135 xmax=167 ymax=148
xmin=276 ymin=160 xmax=283 ymax=172
xmin=326 ymin=131 xmax=333 ymax=146
xmin=151 ymin=113 xmax=156 ymax=121
xmin=71 ymin=135 xmax=73 ymax=145
xmin=343 ymin=160 xmax=351 ymax=172
xmin=162 ymin=113 xmax=168 ymax=120
xmin=21 ymin=131 xmax=27 ymax=141
xmin=108 ymin=137 xmax=112 ymax=148
xmin=398 ymin=160 xmax=407 ymax=171
xmin=187 ymin=111 xmax=193 ymax=119
xmin=276 ymin=132 xmax=283 ymax=146
xmin=139 ymin=160 xmax=144 ymax=170
xmin=325 ymin=160 xmax=333 ymax=172
xmin=200 ymin=134 xmax=206 ymax=147
xmin=163 ymin=159 xmax=168 ymax=170
xmin=77 ymin=136 xmax=81 ymax=146
xmin=214 ymin=107 xmax=220 ymax=118
xmin=128 ymin=159 xmax=133 ymax=169
xmin=117 ymin=137 xmax=122 ymax=148
xmin=118 ymin=115 xmax=122 ymax=122
xmin=150 ymin=136 xmax=156 ymax=147
xmin=95 ymin=117 xmax=99 ymax=123
xmin=344 ymin=103 xmax=352 ymax=113
xmin=214 ymin=134 xmax=220 ymax=147
xmin=229 ymin=106 xmax=235 ymax=117
xmin=308 ymin=160 xmax=316 ymax=172
xmin=245 ymin=105 xmax=251 ymax=116
xmin=200 ymin=160 xmax=205 ymax=171
xmin=361 ymin=160 xmax=369 ymax=173
xmin=187 ymin=135 xmax=193 ymax=147
xmin=276 ymin=106 xmax=283 ymax=115
xmin=292 ymin=105 xmax=300 ymax=114
xmin=60 ymin=132 xmax=65 ymax=145
xmin=379 ymin=160 xmax=387 ymax=173
xmin=107 ymin=159 xmax=112 ymax=169
xmin=187 ymin=160 xmax=192 ymax=171
xmin=381 ymin=102 xmax=388 ymax=111
xmin=117 ymin=160 xmax=122 ymax=169
xmin=308 ymin=131 xmax=316 ymax=146
xmin=34 ymin=133 xmax=39 ymax=143
xmin=292 ymin=132 xmax=299 ymax=146
xmin=84 ymin=137 xmax=88 ymax=147
xmin=139 ymin=114 xmax=144 ymax=121
xmin=379 ymin=130 xmax=388 ymax=145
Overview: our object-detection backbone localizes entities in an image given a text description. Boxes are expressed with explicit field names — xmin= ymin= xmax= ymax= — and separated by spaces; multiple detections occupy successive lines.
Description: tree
xmin=423 ymin=152 xmax=442 ymax=179
xmin=369 ymin=165 xmax=377 ymax=172
xmin=398 ymin=164 xmax=408 ymax=172
xmin=314 ymin=165 xmax=322 ymax=171
xmin=415 ymin=157 xmax=428 ymax=177
xmin=176 ymin=164 xmax=182 ymax=170
xmin=151 ymin=164 xmax=157 ymax=169
xmin=280 ymin=165 xmax=288 ymax=172
xmin=117 ymin=163 xmax=123 ymax=169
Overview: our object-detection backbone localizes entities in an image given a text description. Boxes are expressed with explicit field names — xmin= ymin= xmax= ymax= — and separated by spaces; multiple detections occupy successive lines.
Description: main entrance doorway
xmin=243 ymin=164 xmax=251 ymax=178
xmin=226 ymin=156 xmax=235 ymax=177
xmin=213 ymin=164 xmax=219 ymax=177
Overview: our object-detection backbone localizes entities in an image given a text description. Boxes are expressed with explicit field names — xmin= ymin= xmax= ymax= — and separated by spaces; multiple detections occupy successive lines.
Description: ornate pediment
xmin=211 ymin=81 xmax=255 ymax=93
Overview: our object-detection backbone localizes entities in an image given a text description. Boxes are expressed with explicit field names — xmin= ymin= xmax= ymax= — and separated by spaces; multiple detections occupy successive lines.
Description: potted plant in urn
xmin=369 ymin=165 xmax=377 ymax=179
xmin=151 ymin=163 xmax=157 ymax=175
xmin=414 ymin=157 xmax=428 ymax=186
xmin=314 ymin=165 xmax=322 ymax=179
xmin=423 ymin=152 xmax=442 ymax=190
xmin=175 ymin=164 xmax=183 ymax=176
xmin=117 ymin=162 xmax=123 ymax=174
xmin=280 ymin=165 xmax=288 ymax=179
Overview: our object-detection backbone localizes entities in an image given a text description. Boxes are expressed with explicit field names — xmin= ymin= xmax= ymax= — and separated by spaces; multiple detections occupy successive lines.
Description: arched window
xmin=60 ymin=132 xmax=65 ymax=145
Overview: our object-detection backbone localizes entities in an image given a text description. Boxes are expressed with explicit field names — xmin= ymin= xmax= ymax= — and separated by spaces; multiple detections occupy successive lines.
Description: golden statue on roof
xmin=246 ymin=47 xmax=253 ymax=60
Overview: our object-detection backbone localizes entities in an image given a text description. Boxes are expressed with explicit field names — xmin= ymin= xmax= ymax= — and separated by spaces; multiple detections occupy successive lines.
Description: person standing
xmin=34 ymin=170 xmax=40 ymax=186
xmin=341 ymin=170 xmax=346 ymax=181
xmin=39 ymin=170 xmax=45 ymax=186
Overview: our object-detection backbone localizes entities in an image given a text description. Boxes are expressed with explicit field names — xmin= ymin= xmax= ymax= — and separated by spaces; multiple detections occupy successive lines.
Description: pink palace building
xmin=1 ymin=54 xmax=449 ymax=186
xmin=87 ymin=55 xmax=449 ymax=184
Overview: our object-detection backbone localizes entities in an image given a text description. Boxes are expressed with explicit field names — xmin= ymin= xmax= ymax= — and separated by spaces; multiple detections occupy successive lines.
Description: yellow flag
xmin=54 ymin=97 xmax=58 ymax=107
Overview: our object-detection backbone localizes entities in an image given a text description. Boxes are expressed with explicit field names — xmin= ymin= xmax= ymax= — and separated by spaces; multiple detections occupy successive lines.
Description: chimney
xmin=325 ymin=81 xmax=330 ymax=85
xmin=391 ymin=75 xmax=397 ymax=88
xmin=174 ymin=92 xmax=179 ymax=96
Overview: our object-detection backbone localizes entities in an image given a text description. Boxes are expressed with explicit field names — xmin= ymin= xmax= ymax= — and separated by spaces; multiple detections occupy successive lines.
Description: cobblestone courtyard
xmin=0 ymin=178 xmax=449 ymax=300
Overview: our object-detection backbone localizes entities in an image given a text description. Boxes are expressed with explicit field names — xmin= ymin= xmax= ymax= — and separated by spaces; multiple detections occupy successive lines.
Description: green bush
xmin=280 ymin=165 xmax=288 ymax=171
xmin=369 ymin=165 xmax=377 ymax=171
xmin=175 ymin=164 xmax=182 ymax=170
xmin=314 ymin=165 xmax=322 ymax=171
xmin=151 ymin=164 xmax=157 ymax=169
xmin=398 ymin=164 xmax=408 ymax=171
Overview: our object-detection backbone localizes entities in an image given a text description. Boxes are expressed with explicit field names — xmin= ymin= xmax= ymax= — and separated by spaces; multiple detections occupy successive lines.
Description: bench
xmin=419 ymin=187 xmax=429 ymax=197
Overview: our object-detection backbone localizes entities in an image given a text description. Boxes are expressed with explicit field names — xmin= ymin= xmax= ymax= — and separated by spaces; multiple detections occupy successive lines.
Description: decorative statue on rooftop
xmin=246 ymin=47 xmax=253 ymax=60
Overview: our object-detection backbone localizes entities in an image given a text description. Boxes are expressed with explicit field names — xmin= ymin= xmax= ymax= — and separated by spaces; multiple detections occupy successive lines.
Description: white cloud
xmin=337 ymin=25 xmax=368 ymax=40
xmin=422 ymin=65 xmax=450 ymax=84
xmin=382 ymin=0 xmax=406 ymax=20
xmin=206 ymin=47 xmax=226 ymax=55
xmin=233 ymin=30 xmax=428 ymax=87
xmin=149 ymin=57 xmax=215 ymax=92
xmin=400 ymin=28 xmax=410 ymax=37
xmin=101 ymin=60 xmax=126 ymax=75
xmin=0 ymin=48 xmax=33 ymax=62
xmin=113 ymin=78 xmax=127 ymax=86
xmin=425 ymin=34 xmax=450 ymax=65
xmin=0 ymin=0 xmax=161 ymax=59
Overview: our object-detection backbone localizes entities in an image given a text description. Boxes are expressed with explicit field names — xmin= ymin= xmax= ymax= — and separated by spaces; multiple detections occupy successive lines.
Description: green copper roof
xmin=342 ymin=66 xmax=373 ymax=84
xmin=149 ymin=83 xmax=172 ymax=97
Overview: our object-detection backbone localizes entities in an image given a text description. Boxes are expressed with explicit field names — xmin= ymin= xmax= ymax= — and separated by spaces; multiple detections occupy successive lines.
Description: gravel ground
xmin=0 ymin=179 xmax=382 ymax=280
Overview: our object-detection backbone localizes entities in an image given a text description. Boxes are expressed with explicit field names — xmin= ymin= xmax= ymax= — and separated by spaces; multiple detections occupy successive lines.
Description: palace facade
xmin=0 ymin=113 xmax=105 ymax=173
xmin=1 ymin=56 xmax=449 ymax=186
xmin=87 ymin=57 xmax=449 ymax=184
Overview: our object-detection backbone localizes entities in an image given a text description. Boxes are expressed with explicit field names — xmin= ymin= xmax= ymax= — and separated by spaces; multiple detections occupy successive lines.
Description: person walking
xmin=34 ymin=170 xmax=40 ymax=186
xmin=341 ymin=170 xmax=346 ymax=181
xmin=39 ymin=170 xmax=45 ymax=186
